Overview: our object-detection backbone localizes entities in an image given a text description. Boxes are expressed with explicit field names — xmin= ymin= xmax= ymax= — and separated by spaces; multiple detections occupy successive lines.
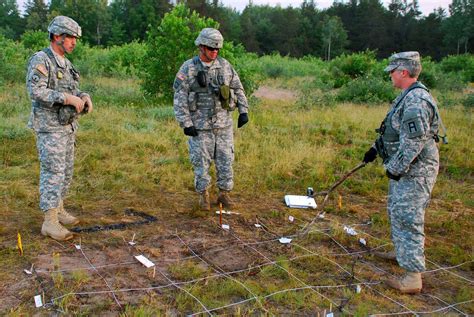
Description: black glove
xmin=183 ymin=126 xmax=198 ymax=137
xmin=386 ymin=170 xmax=401 ymax=181
xmin=363 ymin=147 xmax=378 ymax=163
xmin=238 ymin=113 xmax=249 ymax=128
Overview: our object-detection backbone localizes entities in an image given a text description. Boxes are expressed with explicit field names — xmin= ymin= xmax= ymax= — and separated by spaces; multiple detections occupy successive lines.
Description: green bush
xmin=71 ymin=41 xmax=146 ymax=77
xmin=245 ymin=53 xmax=327 ymax=79
xmin=462 ymin=93 xmax=474 ymax=108
xmin=228 ymin=45 xmax=260 ymax=96
xmin=0 ymin=35 xmax=29 ymax=83
xmin=141 ymin=4 xmax=218 ymax=100
xmin=440 ymin=54 xmax=474 ymax=83
xmin=418 ymin=57 xmax=440 ymax=89
xmin=330 ymin=50 xmax=378 ymax=87
xmin=337 ymin=75 xmax=396 ymax=104
xmin=20 ymin=30 xmax=48 ymax=53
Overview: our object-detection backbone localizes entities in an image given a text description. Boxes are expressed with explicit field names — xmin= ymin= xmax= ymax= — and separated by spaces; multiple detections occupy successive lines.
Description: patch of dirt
xmin=2 ymin=192 xmax=473 ymax=315
xmin=253 ymin=86 xmax=297 ymax=101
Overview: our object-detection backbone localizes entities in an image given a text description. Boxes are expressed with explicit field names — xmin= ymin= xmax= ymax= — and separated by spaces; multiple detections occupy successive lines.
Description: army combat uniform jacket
xmin=173 ymin=56 xmax=248 ymax=130
xmin=26 ymin=45 xmax=89 ymax=132
xmin=382 ymin=82 xmax=440 ymax=177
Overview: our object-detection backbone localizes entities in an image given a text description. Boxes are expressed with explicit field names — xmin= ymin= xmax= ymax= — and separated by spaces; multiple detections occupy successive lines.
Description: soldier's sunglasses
xmin=204 ymin=45 xmax=219 ymax=51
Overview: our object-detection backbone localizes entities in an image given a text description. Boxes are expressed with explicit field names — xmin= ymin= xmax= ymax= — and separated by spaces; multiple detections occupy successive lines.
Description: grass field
xmin=0 ymin=75 xmax=472 ymax=315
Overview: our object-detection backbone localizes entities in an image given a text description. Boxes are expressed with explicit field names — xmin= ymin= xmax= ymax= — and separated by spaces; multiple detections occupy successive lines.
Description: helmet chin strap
xmin=55 ymin=34 xmax=67 ymax=54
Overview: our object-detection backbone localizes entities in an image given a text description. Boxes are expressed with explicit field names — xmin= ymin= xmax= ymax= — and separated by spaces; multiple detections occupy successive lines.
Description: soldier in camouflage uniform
xmin=363 ymin=52 xmax=442 ymax=294
xmin=173 ymin=28 xmax=249 ymax=211
xmin=26 ymin=16 xmax=93 ymax=241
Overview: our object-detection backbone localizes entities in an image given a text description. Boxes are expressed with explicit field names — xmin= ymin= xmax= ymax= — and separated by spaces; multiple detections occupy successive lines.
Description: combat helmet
xmin=195 ymin=28 xmax=223 ymax=49
xmin=48 ymin=16 xmax=82 ymax=38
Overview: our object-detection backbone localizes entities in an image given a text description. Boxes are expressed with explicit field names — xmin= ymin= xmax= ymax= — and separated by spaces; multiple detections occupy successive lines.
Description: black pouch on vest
xmin=197 ymin=71 xmax=207 ymax=87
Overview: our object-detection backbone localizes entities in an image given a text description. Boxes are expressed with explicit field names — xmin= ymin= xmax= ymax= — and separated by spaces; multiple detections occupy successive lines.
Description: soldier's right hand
xmin=363 ymin=147 xmax=377 ymax=163
xmin=183 ymin=126 xmax=198 ymax=137
xmin=64 ymin=93 xmax=85 ymax=113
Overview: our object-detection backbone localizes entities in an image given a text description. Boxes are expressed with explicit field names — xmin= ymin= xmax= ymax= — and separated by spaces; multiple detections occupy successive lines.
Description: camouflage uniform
xmin=173 ymin=29 xmax=248 ymax=193
xmin=26 ymin=17 xmax=89 ymax=212
xmin=379 ymin=52 xmax=440 ymax=273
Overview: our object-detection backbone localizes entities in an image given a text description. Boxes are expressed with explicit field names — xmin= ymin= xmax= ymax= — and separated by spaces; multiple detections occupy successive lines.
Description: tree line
xmin=1 ymin=0 xmax=472 ymax=60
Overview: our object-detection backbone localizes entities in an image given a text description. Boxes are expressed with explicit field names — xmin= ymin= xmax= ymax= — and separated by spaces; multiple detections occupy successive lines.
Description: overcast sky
xmin=16 ymin=0 xmax=451 ymax=16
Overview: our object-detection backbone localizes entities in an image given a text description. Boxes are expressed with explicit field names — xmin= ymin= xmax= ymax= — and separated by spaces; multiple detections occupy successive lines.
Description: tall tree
xmin=297 ymin=0 xmax=323 ymax=57
xmin=0 ymin=0 xmax=24 ymax=39
xmin=320 ymin=15 xmax=348 ymax=60
xmin=58 ymin=0 xmax=111 ymax=45
xmin=409 ymin=9 xmax=446 ymax=60
xmin=443 ymin=0 xmax=473 ymax=54
xmin=328 ymin=0 xmax=390 ymax=57
xmin=24 ymin=0 xmax=48 ymax=31
xmin=109 ymin=0 xmax=171 ymax=43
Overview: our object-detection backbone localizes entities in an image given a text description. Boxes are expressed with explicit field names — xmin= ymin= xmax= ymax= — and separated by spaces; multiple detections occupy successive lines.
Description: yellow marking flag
xmin=17 ymin=232 xmax=23 ymax=256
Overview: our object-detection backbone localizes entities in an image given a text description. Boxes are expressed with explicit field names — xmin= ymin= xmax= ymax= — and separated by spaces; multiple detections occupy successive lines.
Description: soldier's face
xmin=62 ymin=35 xmax=77 ymax=54
xmin=200 ymin=45 xmax=219 ymax=62
xmin=390 ymin=69 xmax=404 ymax=88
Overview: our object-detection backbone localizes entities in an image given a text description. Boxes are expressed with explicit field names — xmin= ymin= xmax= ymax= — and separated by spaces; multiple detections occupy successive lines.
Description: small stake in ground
xmin=129 ymin=233 xmax=136 ymax=246
xmin=219 ymin=203 xmax=223 ymax=226
xmin=338 ymin=194 xmax=342 ymax=210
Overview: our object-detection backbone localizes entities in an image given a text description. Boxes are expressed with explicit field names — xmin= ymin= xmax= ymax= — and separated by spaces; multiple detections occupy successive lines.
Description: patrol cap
xmin=195 ymin=28 xmax=223 ymax=49
xmin=384 ymin=51 xmax=421 ymax=72
xmin=48 ymin=16 xmax=82 ymax=38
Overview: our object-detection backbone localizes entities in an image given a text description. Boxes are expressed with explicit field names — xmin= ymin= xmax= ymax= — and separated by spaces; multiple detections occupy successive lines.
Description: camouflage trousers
xmin=387 ymin=175 xmax=437 ymax=272
xmin=35 ymin=130 xmax=75 ymax=211
xmin=188 ymin=126 xmax=234 ymax=193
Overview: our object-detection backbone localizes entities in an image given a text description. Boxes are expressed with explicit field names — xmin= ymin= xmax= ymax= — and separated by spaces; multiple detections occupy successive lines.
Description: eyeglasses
xmin=390 ymin=67 xmax=399 ymax=74
xmin=204 ymin=45 xmax=219 ymax=52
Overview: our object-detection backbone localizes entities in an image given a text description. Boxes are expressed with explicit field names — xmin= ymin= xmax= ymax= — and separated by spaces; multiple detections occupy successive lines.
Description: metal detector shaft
xmin=313 ymin=162 xmax=367 ymax=197
xmin=301 ymin=162 xmax=367 ymax=235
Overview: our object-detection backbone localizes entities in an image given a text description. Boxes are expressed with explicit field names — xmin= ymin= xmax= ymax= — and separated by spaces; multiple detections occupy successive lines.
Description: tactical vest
xmin=41 ymin=48 xmax=80 ymax=102
xmin=188 ymin=56 xmax=234 ymax=116
xmin=42 ymin=48 xmax=81 ymax=124
xmin=375 ymin=82 xmax=444 ymax=163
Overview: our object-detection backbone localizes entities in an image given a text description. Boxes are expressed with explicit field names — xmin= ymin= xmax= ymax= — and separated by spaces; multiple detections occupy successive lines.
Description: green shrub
xmin=71 ymin=41 xmax=146 ymax=77
xmin=330 ymin=50 xmax=378 ymax=87
xmin=462 ymin=93 xmax=474 ymax=108
xmin=0 ymin=35 xmax=29 ymax=83
xmin=337 ymin=75 xmax=396 ymax=104
xmin=246 ymin=53 xmax=327 ymax=79
xmin=141 ymin=4 xmax=218 ymax=100
xmin=440 ymin=54 xmax=474 ymax=83
xmin=418 ymin=57 xmax=440 ymax=89
xmin=230 ymin=45 xmax=260 ymax=96
xmin=20 ymin=30 xmax=48 ymax=53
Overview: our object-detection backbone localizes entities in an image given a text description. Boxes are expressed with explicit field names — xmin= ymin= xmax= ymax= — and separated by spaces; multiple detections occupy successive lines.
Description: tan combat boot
xmin=58 ymin=200 xmax=79 ymax=225
xmin=373 ymin=250 xmax=397 ymax=261
xmin=41 ymin=207 xmax=74 ymax=241
xmin=385 ymin=271 xmax=422 ymax=294
xmin=217 ymin=190 xmax=233 ymax=209
xmin=199 ymin=190 xmax=211 ymax=211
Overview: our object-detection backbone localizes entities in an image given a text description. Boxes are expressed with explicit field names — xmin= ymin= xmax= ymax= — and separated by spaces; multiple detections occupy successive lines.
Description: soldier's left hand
xmin=386 ymin=170 xmax=401 ymax=181
xmin=238 ymin=113 xmax=249 ymax=128
xmin=81 ymin=95 xmax=93 ymax=113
